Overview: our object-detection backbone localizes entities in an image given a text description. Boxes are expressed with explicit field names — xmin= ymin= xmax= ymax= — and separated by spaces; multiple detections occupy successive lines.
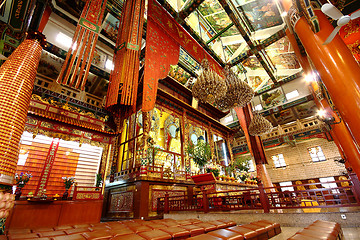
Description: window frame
xmin=308 ymin=146 xmax=326 ymax=162
xmin=279 ymin=181 xmax=295 ymax=192
xmin=272 ymin=153 xmax=286 ymax=168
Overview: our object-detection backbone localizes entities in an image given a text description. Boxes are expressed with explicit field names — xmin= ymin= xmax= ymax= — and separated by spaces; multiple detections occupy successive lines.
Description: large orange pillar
xmin=292 ymin=9 xmax=360 ymax=149
xmin=0 ymin=32 xmax=45 ymax=185
xmin=312 ymin=85 xmax=360 ymax=178
xmin=285 ymin=24 xmax=360 ymax=178
xmin=235 ymin=105 xmax=273 ymax=188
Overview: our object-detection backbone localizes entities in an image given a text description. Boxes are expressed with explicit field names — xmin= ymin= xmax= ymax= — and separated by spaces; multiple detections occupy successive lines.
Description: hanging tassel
xmin=57 ymin=0 xmax=107 ymax=90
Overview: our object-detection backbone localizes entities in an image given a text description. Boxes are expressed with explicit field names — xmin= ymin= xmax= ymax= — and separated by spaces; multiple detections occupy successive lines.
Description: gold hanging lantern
xmin=248 ymin=113 xmax=273 ymax=136
xmin=192 ymin=59 xmax=227 ymax=103
xmin=214 ymin=65 xmax=254 ymax=110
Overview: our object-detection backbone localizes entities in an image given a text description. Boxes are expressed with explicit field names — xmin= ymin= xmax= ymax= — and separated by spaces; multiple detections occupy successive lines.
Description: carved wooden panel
xmin=109 ymin=191 xmax=134 ymax=212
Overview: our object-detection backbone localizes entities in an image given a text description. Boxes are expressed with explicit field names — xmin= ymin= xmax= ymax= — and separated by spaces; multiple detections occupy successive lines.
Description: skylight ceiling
xmin=166 ymin=0 xmax=303 ymax=92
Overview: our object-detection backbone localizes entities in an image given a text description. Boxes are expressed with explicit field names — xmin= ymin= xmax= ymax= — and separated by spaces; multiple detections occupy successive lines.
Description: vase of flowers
xmin=62 ymin=177 xmax=75 ymax=200
xmin=14 ymin=172 xmax=32 ymax=200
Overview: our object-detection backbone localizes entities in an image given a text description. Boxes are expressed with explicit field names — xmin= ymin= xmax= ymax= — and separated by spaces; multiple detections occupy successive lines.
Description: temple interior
xmin=0 ymin=0 xmax=360 ymax=239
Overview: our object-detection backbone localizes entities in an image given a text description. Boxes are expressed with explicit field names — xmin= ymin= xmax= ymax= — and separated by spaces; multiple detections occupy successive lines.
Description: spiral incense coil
xmin=249 ymin=113 xmax=273 ymax=136
xmin=192 ymin=59 xmax=227 ymax=104
xmin=214 ymin=65 xmax=254 ymax=110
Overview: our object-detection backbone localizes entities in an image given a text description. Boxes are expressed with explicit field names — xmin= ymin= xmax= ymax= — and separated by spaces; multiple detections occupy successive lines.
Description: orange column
xmin=312 ymin=86 xmax=360 ymax=178
xmin=293 ymin=10 xmax=360 ymax=149
xmin=285 ymin=26 xmax=360 ymax=178
xmin=235 ymin=105 xmax=273 ymax=188
xmin=0 ymin=32 xmax=46 ymax=185
xmin=38 ymin=5 xmax=52 ymax=32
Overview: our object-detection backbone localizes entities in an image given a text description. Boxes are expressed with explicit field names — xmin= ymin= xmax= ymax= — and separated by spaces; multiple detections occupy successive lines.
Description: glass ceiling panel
xmin=265 ymin=36 xmax=301 ymax=69
xmin=186 ymin=12 xmax=226 ymax=61
xmin=166 ymin=0 xmax=188 ymax=12
xmin=204 ymin=11 xmax=233 ymax=33
xmin=236 ymin=0 xmax=283 ymax=31
xmin=186 ymin=12 xmax=213 ymax=43
xmin=198 ymin=0 xmax=224 ymax=17
xmin=167 ymin=0 xmax=296 ymax=83
xmin=241 ymin=57 xmax=273 ymax=92
xmin=228 ymin=43 xmax=250 ymax=63
xmin=265 ymin=36 xmax=303 ymax=80
xmin=221 ymin=25 xmax=240 ymax=38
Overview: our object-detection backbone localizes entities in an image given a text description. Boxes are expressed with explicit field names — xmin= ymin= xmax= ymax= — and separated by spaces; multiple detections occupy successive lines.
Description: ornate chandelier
xmin=214 ymin=65 xmax=254 ymax=110
xmin=248 ymin=113 xmax=273 ymax=136
xmin=192 ymin=59 xmax=227 ymax=103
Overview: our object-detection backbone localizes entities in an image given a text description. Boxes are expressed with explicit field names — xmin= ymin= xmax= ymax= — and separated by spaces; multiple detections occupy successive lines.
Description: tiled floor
xmin=271 ymin=227 xmax=360 ymax=240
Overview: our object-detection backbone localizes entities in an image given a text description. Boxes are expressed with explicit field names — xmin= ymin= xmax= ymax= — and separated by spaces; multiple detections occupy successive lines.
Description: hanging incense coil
xmin=249 ymin=113 xmax=273 ymax=136
xmin=237 ymin=80 xmax=254 ymax=108
xmin=214 ymin=65 xmax=254 ymax=110
xmin=192 ymin=59 xmax=227 ymax=103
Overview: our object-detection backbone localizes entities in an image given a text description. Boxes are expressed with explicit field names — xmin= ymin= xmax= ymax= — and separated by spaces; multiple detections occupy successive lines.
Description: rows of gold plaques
xmin=0 ymin=37 xmax=43 ymax=184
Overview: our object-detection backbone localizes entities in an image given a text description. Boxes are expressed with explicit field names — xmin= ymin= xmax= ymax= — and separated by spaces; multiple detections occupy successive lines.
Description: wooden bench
xmin=288 ymin=220 xmax=343 ymax=240
xmin=4 ymin=218 xmax=234 ymax=240
xmin=188 ymin=220 xmax=281 ymax=240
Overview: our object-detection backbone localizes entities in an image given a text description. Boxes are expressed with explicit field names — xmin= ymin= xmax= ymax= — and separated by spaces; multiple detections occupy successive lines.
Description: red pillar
xmin=38 ymin=5 xmax=52 ymax=32
xmin=235 ymin=105 xmax=273 ymax=188
xmin=293 ymin=10 xmax=360 ymax=149
xmin=285 ymin=27 xmax=360 ymax=178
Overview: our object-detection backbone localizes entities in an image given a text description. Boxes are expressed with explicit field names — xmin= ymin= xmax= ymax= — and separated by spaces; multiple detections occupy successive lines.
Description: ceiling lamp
xmin=192 ymin=59 xmax=227 ymax=103
xmin=214 ymin=65 xmax=254 ymax=111
xmin=248 ymin=113 xmax=273 ymax=136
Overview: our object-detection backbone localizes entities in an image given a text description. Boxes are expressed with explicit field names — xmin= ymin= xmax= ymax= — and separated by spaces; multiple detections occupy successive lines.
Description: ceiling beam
xmin=260 ymin=28 xmax=287 ymax=49
xmin=206 ymin=23 xmax=234 ymax=44
xmin=158 ymin=0 xmax=225 ymax=67
xmin=254 ymin=71 xmax=304 ymax=96
xmin=179 ymin=0 xmax=206 ymax=20
xmin=230 ymin=27 xmax=287 ymax=66
xmin=217 ymin=0 xmax=277 ymax=83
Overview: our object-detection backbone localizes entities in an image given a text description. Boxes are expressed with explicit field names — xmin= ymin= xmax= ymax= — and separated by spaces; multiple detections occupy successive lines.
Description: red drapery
xmin=106 ymin=0 xmax=146 ymax=110
xmin=57 ymin=0 xmax=107 ymax=90
xmin=142 ymin=0 xmax=224 ymax=112
xmin=142 ymin=18 xmax=180 ymax=112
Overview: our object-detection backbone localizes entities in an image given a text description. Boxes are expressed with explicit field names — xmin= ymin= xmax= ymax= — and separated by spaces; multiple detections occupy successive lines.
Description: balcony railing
xmin=157 ymin=177 xmax=360 ymax=213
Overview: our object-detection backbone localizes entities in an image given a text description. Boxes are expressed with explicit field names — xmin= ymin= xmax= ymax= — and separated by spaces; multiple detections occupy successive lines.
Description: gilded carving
xmin=75 ymin=192 xmax=101 ymax=199
xmin=100 ymin=144 xmax=109 ymax=176
xmin=24 ymin=124 xmax=108 ymax=148
xmin=343 ymin=19 xmax=360 ymax=39
xmin=31 ymin=94 xmax=109 ymax=122
xmin=110 ymin=191 xmax=134 ymax=212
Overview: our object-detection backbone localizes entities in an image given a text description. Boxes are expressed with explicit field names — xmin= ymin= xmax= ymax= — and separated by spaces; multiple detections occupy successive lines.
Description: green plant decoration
xmin=231 ymin=156 xmax=250 ymax=172
xmin=95 ymin=173 xmax=103 ymax=188
xmin=186 ymin=140 xmax=211 ymax=168
xmin=206 ymin=167 xmax=220 ymax=177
